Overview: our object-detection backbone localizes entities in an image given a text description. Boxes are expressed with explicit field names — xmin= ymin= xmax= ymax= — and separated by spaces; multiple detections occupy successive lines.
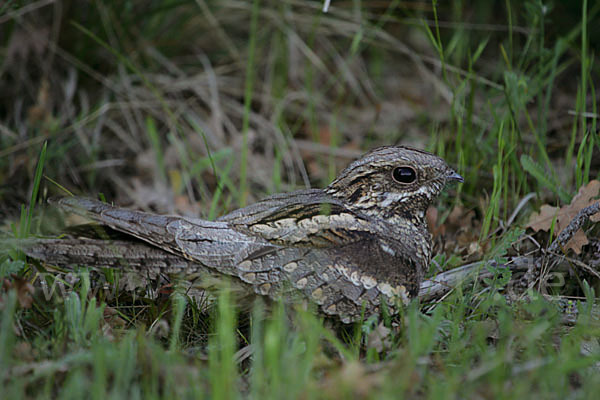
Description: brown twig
xmin=549 ymin=201 xmax=600 ymax=253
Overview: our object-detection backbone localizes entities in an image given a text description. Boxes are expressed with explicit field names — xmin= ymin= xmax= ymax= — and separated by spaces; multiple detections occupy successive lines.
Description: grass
xmin=1 ymin=0 xmax=600 ymax=398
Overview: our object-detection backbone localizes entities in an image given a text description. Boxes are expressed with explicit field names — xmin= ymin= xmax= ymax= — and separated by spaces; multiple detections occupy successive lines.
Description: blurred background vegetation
xmin=1 ymin=0 xmax=597 ymax=218
xmin=1 ymin=0 xmax=600 ymax=398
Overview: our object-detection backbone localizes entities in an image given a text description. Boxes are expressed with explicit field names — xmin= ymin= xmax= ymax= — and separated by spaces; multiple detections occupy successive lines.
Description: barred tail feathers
xmin=20 ymin=238 xmax=197 ymax=273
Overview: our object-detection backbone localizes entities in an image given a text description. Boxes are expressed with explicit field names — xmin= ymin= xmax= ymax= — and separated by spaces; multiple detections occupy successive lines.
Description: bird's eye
xmin=392 ymin=167 xmax=417 ymax=184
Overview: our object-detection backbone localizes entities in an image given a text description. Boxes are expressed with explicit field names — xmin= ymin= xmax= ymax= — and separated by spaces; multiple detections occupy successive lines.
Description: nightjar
xmin=24 ymin=146 xmax=462 ymax=323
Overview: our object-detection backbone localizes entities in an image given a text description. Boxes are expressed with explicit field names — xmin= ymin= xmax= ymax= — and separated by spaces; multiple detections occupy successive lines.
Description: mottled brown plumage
xmin=24 ymin=146 xmax=462 ymax=323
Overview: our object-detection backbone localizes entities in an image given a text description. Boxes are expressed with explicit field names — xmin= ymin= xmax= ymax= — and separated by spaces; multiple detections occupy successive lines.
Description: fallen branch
xmin=418 ymin=256 xmax=531 ymax=301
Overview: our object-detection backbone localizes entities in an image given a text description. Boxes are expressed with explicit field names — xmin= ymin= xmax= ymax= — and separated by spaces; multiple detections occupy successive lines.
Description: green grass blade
xmin=23 ymin=141 xmax=47 ymax=238
xmin=520 ymin=154 xmax=570 ymax=203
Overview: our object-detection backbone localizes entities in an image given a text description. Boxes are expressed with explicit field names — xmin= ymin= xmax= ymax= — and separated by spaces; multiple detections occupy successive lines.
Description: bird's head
xmin=326 ymin=146 xmax=463 ymax=222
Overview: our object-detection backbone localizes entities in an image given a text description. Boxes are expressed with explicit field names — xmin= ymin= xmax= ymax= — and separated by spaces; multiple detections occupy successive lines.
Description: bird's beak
xmin=447 ymin=170 xmax=464 ymax=183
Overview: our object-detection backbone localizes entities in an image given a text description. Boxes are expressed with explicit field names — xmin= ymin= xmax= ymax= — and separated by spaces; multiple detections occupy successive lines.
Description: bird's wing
xmin=218 ymin=189 xmax=340 ymax=225
xmin=218 ymin=189 xmax=394 ymax=249
xmin=54 ymin=197 xmax=277 ymax=273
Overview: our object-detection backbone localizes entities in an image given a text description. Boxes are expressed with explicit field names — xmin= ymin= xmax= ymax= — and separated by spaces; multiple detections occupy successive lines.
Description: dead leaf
xmin=427 ymin=206 xmax=444 ymax=237
xmin=149 ymin=319 xmax=170 ymax=339
xmin=526 ymin=204 xmax=559 ymax=232
xmin=27 ymin=79 xmax=52 ymax=127
xmin=101 ymin=306 xmax=127 ymax=341
xmin=120 ymin=272 xmax=149 ymax=292
xmin=158 ymin=283 xmax=174 ymax=296
xmin=103 ymin=306 xmax=126 ymax=329
xmin=572 ymin=180 xmax=600 ymax=222
xmin=322 ymin=361 xmax=383 ymax=399
xmin=447 ymin=204 xmax=476 ymax=230
xmin=468 ymin=241 xmax=483 ymax=257
xmin=13 ymin=341 xmax=37 ymax=362
xmin=367 ymin=322 xmax=392 ymax=353
xmin=526 ymin=180 xmax=600 ymax=254
xmin=13 ymin=276 xmax=34 ymax=309
xmin=435 ymin=204 xmax=482 ymax=259
xmin=174 ymin=194 xmax=200 ymax=216
xmin=3 ymin=275 xmax=35 ymax=309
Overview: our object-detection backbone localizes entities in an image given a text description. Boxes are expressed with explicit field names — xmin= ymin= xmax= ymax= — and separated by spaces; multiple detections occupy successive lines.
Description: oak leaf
xmin=526 ymin=180 xmax=600 ymax=254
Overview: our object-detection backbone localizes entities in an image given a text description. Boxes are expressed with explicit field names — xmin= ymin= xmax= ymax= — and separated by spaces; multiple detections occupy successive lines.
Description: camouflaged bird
xmin=25 ymin=146 xmax=463 ymax=323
